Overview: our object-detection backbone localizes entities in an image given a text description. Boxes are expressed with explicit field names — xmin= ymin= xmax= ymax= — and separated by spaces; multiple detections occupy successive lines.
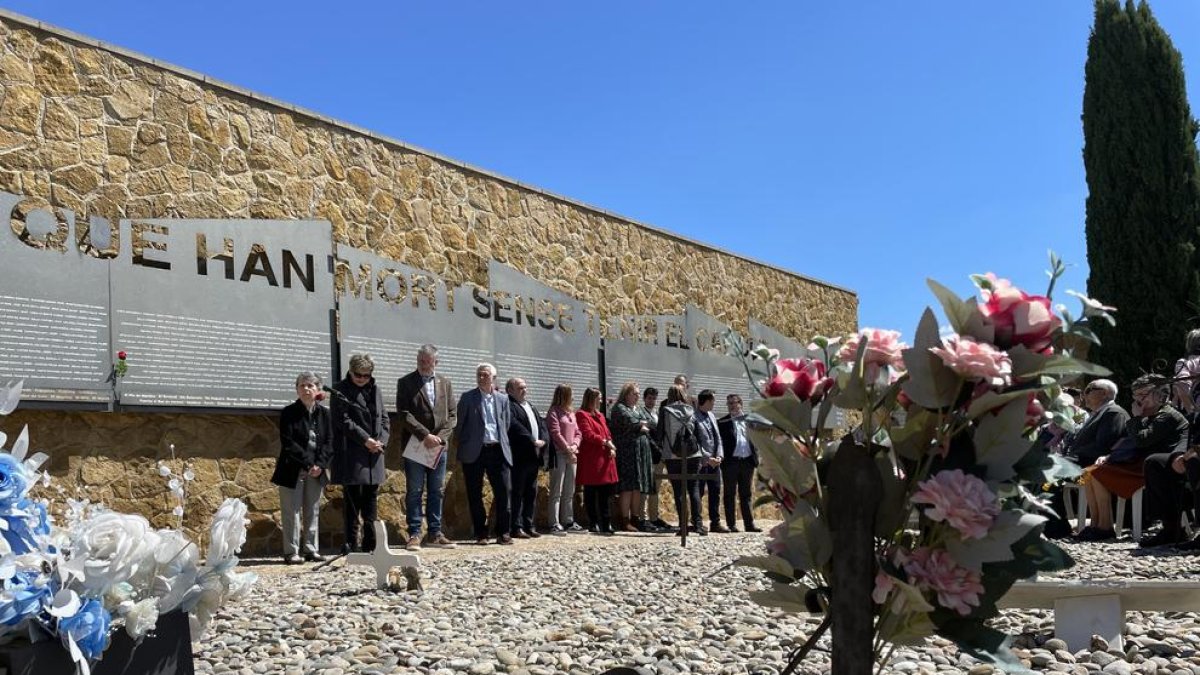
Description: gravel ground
xmin=194 ymin=528 xmax=1200 ymax=675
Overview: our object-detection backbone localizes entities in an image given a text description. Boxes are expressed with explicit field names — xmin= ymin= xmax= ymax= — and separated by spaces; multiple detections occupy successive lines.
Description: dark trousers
xmin=510 ymin=459 xmax=540 ymax=534
xmin=343 ymin=484 xmax=379 ymax=551
xmin=697 ymin=466 xmax=722 ymax=526
xmin=463 ymin=445 xmax=511 ymax=538
xmin=1144 ymin=452 xmax=1200 ymax=535
xmin=722 ymin=457 xmax=756 ymax=528
xmin=666 ymin=458 xmax=703 ymax=527
xmin=583 ymin=483 xmax=614 ymax=529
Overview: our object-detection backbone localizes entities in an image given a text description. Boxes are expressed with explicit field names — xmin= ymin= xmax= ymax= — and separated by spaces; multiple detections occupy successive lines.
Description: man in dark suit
xmin=396 ymin=343 xmax=457 ymax=550
xmin=453 ymin=362 xmax=514 ymax=545
xmin=506 ymin=377 xmax=550 ymax=539
xmin=1066 ymin=379 xmax=1129 ymax=468
xmin=718 ymin=393 xmax=761 ymax=533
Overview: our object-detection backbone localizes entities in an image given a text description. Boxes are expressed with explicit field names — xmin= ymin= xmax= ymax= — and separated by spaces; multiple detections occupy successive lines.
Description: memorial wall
xmin=0 ymin=11 xmax=857 ymax=551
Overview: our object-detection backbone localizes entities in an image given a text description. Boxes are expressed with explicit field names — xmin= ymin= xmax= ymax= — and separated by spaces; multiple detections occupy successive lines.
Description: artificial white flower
xmin=123 ymin=597 xmax=160 ymax=639
xmin=205 ymin=499 xmax=248 ymax=566
xmin=63 ymin=511 xmax=161 ymax=596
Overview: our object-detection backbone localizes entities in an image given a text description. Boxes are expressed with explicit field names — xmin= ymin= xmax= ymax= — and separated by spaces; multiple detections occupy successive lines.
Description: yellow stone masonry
xmin=0 ymin=14 xmax=856 ymax=552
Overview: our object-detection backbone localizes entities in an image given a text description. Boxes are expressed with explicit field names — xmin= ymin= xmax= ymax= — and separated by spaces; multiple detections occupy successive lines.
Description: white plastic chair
xmin=1066 ymin=483 xmax=1193 ymax=541
xmin=1114 ymin=488 xmax=1144 ymax=541
xmin=1062 ymin=484 xmax=1088 ymax=533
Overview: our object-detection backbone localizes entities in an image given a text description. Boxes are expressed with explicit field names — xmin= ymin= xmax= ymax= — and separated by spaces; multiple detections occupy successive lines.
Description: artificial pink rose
xmin=911 ymin=469 xmax=1000 ymax=540
xmin=929 ymin=335 xmax=1012 ymax=387
xmin=1025 ymin=394 xmax=1046 ymax=429
xmin=872 ymin=570 xmax=895 ymax=605
xmin=765 ymin=358 xmax=832 ymax=402
xmin=977 ymin=275 xmax=1061 ymax=354
xmin=838 ymin=328 xmax=907 ymax=369
xmin=902 ymin=547 xmax=985 ymax=617
xmin=117 ymin=350 xmax=127 ymax=361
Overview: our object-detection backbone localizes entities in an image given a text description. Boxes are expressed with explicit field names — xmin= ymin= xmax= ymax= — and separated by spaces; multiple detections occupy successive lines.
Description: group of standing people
xmin=269 ymin=345 xmax=764 ymax=562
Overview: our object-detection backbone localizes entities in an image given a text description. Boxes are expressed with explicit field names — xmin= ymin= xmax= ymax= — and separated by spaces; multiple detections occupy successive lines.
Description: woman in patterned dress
xmin=609 ymin=381 xmax=655 ymax=532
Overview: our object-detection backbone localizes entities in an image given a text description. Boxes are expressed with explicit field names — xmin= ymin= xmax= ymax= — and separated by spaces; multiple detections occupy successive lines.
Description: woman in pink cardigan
xmin=545 ymin=384 xmax=582 ymax=534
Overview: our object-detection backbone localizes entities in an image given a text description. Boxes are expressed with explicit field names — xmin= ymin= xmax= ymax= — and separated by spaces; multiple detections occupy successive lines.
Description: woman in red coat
xmin=575 ymin=387 xmax=618 ymax=534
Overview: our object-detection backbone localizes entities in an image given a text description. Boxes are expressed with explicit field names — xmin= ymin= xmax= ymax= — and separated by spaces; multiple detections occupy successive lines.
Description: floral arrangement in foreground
xmin=0 ymin=380 xmax=256 ymax=675
xmin=736 ymin=255 xmax=1112 ymax=672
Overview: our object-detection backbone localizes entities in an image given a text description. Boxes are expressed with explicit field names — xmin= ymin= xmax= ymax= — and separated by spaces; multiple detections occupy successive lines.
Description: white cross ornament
xmin=344 ymin=521 xmax=421 ymax=589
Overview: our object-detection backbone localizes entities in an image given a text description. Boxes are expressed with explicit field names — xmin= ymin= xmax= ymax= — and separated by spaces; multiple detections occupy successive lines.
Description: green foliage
xmin=1083 ymin=0 xmax=1200 ymax=392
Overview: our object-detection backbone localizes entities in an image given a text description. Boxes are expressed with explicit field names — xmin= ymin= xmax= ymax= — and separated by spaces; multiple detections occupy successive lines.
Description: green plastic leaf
xmin=1023 ymin=354 xmax=1111 ymax=378
xmin=966 ymin=389 xmax=1031 ymax=419
xmin=935 ymin=619 xmax=1032 ymax=674
xmin=927 ymin=279 xmax=975 ymax=334
xmin=831 ymin=338 xmax=870 ymax=409
xmin=972 ymin=398 xmax=1031 ymax=483
xmin=878 ymin=609 xmax=937 ymax=646
xmin=748 ymin=581 xmax=814 ymax=614
xmin=901 ymin=308 xmax=962 ymax=409
xmin=946 ymin=510 xmax=1047 ymax=571
xmin=769 ymin=500 xmax=833 ymax=573
xmin=747 ymin=426 xmax=817 ymax=498
xmin=735 ymin=555 xmax=795 ymax=580
xmin=891 ymin=408 xmax=938 ymax=461
xmin=750 ymin=390 xmax=812 ymax=437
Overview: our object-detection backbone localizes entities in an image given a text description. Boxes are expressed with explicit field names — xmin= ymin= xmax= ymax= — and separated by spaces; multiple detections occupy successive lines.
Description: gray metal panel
xmin=603 ymin=314 xmax=691 ymax=405
xmin=487 ymin=261 xmax=599 ymax=411
xmin=335 ymin=246 xmax=492 ymax=411
xmin=110 ymin=218 xmax=334 ymax=408
xmin=748 ymin=317 xmax=806 ymax=357
xmin=0 ymin=191 xmax=111 ymax=403
xmin=685 ymin=305 xmax=756 ymax=417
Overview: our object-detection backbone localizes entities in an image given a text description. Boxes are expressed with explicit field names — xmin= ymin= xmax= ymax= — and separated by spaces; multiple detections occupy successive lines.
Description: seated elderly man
xmin=1075 ymin=375 xmax=1188 ymax=542
xmin=1042 ymin=379 xmax=1130 ymax=538
xmin=1065 ymin=379 xmax=1130 ymax=467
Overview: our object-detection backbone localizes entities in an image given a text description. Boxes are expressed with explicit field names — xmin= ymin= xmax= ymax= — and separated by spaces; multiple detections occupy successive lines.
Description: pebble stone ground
xmin=194 ymin=528 xmax=1200 ymax=675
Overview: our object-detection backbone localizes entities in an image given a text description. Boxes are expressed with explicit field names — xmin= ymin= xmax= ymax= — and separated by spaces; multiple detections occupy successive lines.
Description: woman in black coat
xmin=271 ymin=372 xmax=332 ymax=564
xmin=330 ymin=354 xmax=391 ymax=553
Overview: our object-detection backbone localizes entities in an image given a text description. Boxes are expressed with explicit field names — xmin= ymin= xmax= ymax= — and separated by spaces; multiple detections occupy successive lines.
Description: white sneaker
xmin=549 ymin=524 xmax=567 ymax=536
xmin=565 ymin=523 xmax=585 ymax=533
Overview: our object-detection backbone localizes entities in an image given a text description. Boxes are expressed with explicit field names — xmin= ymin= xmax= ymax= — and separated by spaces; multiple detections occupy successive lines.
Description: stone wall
xmin=0 ymin=12 xmax=857 ymax=553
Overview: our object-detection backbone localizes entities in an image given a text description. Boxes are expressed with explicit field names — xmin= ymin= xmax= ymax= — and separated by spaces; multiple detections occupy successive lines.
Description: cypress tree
xmin=1083 ymin=0 xmax=1200 ymax=391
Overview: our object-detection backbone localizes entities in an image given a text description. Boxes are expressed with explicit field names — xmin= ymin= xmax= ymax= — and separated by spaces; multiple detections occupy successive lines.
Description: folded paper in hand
xmin=403 ymin=434 xmax=444 ymax=469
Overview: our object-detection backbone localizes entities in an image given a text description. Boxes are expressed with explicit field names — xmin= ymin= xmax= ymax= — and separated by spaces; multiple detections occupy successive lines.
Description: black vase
xmin=0 ymin=609 xmax=194 ymax=675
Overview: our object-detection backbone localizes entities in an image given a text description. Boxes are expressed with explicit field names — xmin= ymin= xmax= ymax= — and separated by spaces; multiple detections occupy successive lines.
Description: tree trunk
xmin=828 ymin=438 xmax=883 ymax=675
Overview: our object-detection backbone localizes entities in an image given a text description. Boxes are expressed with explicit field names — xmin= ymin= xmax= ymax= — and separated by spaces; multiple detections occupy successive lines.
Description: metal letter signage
xmin=110 ymin=218 xmax=335 ymax=408
xmin=487 ymin=261 xmax=599 ymax=410
xmin=334 ymin=245 xmax=491 ymax=409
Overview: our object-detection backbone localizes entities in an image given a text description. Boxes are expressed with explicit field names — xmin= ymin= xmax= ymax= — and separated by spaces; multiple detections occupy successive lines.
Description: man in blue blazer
xmin=453 ymin=362 xmax=514 ymax=545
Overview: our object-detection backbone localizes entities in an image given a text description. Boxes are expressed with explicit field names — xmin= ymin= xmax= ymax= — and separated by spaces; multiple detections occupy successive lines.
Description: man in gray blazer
xmin=453 ymin=362 xmax=514 ymax=545
xmin=396 ymin=343 xmax=457 ymax=550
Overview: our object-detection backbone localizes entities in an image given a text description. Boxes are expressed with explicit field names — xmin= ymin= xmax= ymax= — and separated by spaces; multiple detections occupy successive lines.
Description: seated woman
xmin=1076 ymin=375 xmax=1189 ymax=542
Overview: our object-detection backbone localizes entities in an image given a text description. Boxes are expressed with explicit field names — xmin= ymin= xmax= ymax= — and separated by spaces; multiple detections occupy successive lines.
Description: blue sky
xmin=9 ymin=2 xmax=1200 ymax=340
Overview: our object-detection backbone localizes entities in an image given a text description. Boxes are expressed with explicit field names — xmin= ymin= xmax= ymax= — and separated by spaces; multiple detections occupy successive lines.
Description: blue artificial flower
xmin=1 ymin=498 xmax=44 ymax=555
xmin=0 ymin=454 xmax=30 ymax=511
xmin=58 ymin=598 xmax=110 ymax=661
xmin=0 ymin=570 xmax=51 ymax=626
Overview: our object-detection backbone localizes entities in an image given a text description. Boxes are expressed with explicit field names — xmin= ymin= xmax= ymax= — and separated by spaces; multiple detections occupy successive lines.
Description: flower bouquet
xmin=737 ymin=256 xmax=1112 ymax=674
xmin=0 ymin=380 xmax=256 ymax=675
